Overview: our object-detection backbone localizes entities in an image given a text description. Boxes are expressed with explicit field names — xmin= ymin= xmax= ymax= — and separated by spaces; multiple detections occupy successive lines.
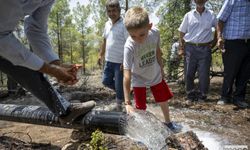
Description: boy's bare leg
xmin=159 ymin=101 xmax=171 ymax=123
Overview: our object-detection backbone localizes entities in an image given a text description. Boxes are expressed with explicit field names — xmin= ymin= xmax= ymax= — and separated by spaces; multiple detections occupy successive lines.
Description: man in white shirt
xmin=98 ymin=0 xmax=128 ymax=111
xmin=178 ymin=0 xmax=217 ymax=102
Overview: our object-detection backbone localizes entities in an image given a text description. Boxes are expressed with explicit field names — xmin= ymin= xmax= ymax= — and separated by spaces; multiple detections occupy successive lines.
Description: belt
xmin=186 ymin=42 xmax=211 ymax=47
xmin=226 ymin=39 xmax=250 ymax=43
xmin=238 ymin=39 xmax=249 ymax=43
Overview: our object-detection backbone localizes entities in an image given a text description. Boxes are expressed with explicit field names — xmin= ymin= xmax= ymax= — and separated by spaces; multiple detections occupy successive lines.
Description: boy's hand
xmin=125 ymin=104 xmax=135 ymax=114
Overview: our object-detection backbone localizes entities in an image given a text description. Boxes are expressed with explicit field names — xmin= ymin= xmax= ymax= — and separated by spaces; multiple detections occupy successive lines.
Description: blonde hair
xmin=124 ymin=7 xmax=149 ymax=31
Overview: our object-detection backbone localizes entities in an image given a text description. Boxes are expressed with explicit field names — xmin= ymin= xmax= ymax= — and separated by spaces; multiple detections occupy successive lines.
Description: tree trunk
xmin=57 ymin=13 xmax=63 ymax=62
xmin=82 ymin=40 xmax=86 ymax=74
xmin=70 ymin=30 xmax=73 ymax=64
xmin=125 ymin=0 xmax=128 ymax=11
xmin=184 ymin=0 xmax=191 ymax=12
xmin=81 ymin=26 xmax=86 ymax=74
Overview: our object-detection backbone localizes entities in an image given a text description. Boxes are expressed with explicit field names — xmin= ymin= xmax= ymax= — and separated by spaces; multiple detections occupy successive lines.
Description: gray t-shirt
xmin=123 ymin=28 xmax=162 ymax=87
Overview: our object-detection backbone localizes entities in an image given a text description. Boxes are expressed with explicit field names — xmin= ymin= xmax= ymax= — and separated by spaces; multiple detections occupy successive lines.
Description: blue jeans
xmin=102 ymin=61 xmax=124 ymax=104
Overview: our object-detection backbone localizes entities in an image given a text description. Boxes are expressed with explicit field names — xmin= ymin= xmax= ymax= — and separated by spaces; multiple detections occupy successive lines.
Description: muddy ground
xmin=0 ymin=71 xmax=249 ymax=149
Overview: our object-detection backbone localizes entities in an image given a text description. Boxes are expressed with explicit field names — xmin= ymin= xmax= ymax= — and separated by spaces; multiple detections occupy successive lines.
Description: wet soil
xmin=0 ymin=71 xmax=249 ymax=149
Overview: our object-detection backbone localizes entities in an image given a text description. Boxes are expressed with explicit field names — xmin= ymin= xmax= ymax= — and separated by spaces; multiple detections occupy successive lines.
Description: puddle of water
xmin=121 ymin=110 xmax=172 ymax=150
xmin=181 ymin=124 xmax=228 ymax=150
xmin=147 ymin=105 xmax=229 ymax=150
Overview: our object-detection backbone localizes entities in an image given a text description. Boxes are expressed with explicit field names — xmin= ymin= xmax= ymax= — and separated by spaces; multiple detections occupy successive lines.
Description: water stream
xmin=122 ymin=110 xmax=172 ymax=150
xmin=119 ymin=105 xmax=228 ymax=150
xmin=147 ymin=105 xmax=229 ymax=150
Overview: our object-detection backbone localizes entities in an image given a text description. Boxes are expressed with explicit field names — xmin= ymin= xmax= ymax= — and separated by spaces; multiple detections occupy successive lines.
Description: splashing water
xmin=121 ymin=110 xmax=172 ymax=150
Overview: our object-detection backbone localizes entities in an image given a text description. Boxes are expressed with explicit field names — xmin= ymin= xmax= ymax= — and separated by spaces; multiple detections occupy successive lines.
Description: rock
xmin=166 ymin=131 xmax=208 ymax=150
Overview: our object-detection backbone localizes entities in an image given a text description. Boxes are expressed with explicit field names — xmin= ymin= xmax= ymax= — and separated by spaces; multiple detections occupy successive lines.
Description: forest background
xmin=0 ymin=0 xmax=224 ymax=85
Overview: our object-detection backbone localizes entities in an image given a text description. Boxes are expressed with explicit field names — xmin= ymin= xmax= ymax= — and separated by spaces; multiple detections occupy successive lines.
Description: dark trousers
xmin=222 ymin=39 xmax=250 ymax=101
xmin=185 ymin=44 xmax=212 ymax=95
xmin=0 ymin=57 xmax=69 ymax=116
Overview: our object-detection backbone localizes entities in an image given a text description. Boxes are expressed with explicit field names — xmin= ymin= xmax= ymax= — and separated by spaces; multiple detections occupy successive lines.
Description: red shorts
xmin=133 ymin=80 xmax=173 ymax=110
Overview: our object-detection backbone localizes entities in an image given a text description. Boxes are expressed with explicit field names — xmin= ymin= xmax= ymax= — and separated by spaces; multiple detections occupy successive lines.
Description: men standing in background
xmin=178 ymin=0 xmax=217 ymax=102
xmin=98 ymin=0 xmax=128 ymax=111
xmin=217 ymin=0 xmax=250 ymax=108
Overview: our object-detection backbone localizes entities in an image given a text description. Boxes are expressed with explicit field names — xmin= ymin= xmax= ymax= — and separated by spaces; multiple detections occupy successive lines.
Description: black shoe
xmin=59 ymin=101 xmax=96 ymax=124
xmin=187 ymin=92 xmax=197 ymax=101
xmin=233 ymin=100 xmax=249 ymax=109
xmin=197 ymin=93 xmax=207 ymax=102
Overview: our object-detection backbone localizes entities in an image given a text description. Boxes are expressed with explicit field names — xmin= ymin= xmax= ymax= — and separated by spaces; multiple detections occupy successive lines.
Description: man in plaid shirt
xmin=217 ymin=0 xmax=250 ymax=108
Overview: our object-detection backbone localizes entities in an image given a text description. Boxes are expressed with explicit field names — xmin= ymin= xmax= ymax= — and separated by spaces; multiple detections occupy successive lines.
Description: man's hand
xmin=209 ymin=40 xmax=217 ymax=49
xmin=50 ymin=61 xmax=82 ymax=79
xmin=39 ymin=62 xmax=82 ymax=85
xmin=217 ymin=37 xmax=225 ymax=53
xmin=97 ymin=57 xmax=103 ymax=67
xmin=70 ymin=64 xmax=82 ymax=77
xmin=120 ymin=64 xmax=123 ymax=71
xmin=178 ymin=47 xmax=184 ymax=57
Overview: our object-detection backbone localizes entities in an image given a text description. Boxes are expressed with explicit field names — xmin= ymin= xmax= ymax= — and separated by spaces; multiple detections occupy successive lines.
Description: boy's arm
xmin=124 ymin=69 xmax=135 ymax=114
xmin=123 ymin=69 xmax=132 ymax=105
xmin=98 ymin=38 xmax=106 ymax=66
xmin=156 ymin=46 xmax=165 ymax=78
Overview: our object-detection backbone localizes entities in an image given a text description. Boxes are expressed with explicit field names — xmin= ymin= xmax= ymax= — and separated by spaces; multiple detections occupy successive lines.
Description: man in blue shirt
xmin=0 ymin=0 xmax=96 ymax=123
xmin=217 ymin=0 xmax=250 ymax=108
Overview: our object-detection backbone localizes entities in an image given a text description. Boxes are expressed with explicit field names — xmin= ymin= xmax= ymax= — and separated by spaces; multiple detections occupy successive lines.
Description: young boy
xmin=123 ymin=7 xmax=181 ymax=133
